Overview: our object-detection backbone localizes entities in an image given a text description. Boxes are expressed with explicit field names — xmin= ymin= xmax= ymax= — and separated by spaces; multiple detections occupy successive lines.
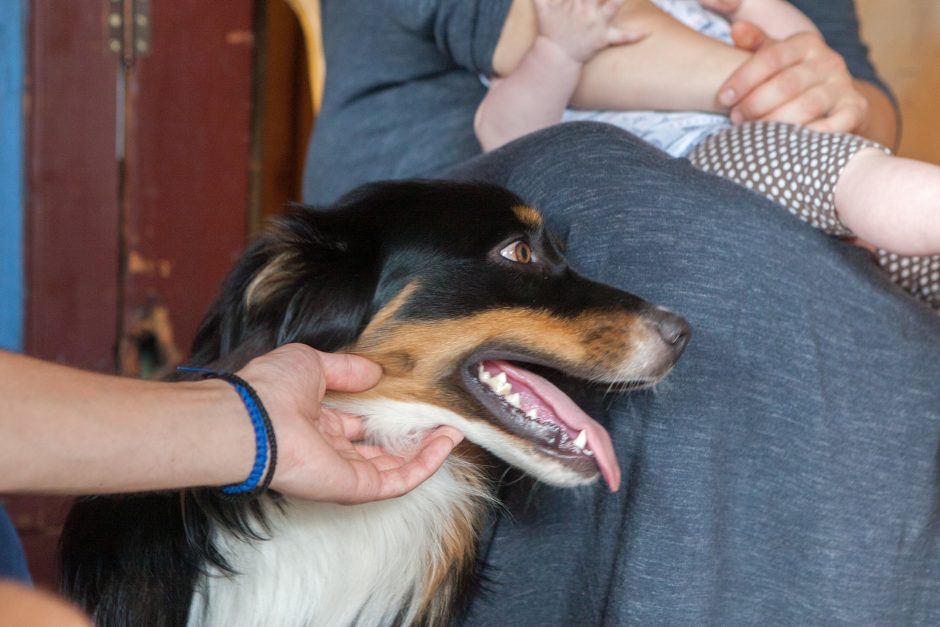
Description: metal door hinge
xmin=106 ymin=0 xmax=152 ymax=64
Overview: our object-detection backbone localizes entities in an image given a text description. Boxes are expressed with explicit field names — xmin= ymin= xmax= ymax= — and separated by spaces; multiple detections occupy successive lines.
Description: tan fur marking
xmin=323 ymin=284 xmax=675 ymax=624
xmin=512 ymin=205 xmax=543 ymax=229
xmin=358 ymin=281 xmax=421 ymax=338
xmin=244 ymin=252 xmax=297 ymax=309
xmin=340 ymin=307 xmax=659 ymax=416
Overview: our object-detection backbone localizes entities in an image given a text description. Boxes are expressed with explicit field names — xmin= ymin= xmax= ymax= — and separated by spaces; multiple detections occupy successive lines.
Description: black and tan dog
xmin=60 ymin=181 xmax=689 ymax=626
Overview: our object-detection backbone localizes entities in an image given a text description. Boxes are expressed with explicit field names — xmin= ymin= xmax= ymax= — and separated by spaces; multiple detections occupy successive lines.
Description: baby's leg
xmin=688 ymin=121 xmax=868 ymax=238
xmin=836 ymin=151 xmax=940 ymax=256
xmin=688 ymin=122 xmax=940 ymax=308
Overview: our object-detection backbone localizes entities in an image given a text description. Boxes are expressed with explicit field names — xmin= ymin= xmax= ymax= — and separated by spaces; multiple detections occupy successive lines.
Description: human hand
xmin=718 ymin=21 xmax=868 ymax=134
xmin=237 ymin=344 xmax=464 ymax=504
xmin=533 ymin=0 xmax=646 ymax=63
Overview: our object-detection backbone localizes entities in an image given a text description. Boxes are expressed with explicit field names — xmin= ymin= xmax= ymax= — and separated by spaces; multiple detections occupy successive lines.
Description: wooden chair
xmin=283 ymin=0 xmax=326 ymax=114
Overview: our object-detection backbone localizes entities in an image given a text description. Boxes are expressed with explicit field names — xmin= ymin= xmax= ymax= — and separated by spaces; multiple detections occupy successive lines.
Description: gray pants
xmin=446 ymin=122 xmax=940 ymax=625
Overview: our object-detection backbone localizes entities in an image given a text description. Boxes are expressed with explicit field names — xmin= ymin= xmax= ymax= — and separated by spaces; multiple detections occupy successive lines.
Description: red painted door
xmin=8 ymin=0 xmax=257 ymax=589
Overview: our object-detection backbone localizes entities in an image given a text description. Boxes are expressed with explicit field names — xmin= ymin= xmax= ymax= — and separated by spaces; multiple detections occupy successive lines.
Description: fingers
xmin=317 ymin=351 xmax=383 ymax=393
xmin=336 ymin=412 xmax=366 ymax=441
xmin=728 ymin=63 xmax=818 ymax=123
xmin=805 ymin=101 xmax=866 ymax=135
xmin=372 ymin=428 xmax=465 ymax=499
xmin=719 ymin=36 xmax=807 ymax=109
xmin=353 ymin=427 xmax=464 ymax=463
xmin=729 ymin=20 xmax=768 ymax=53
xmin=352 ymin=443 xmax=393 ymax=460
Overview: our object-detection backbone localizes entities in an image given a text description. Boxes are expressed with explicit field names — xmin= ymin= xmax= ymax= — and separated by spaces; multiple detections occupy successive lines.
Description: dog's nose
xmin=655 ymin=312 xmax=691 ymax=353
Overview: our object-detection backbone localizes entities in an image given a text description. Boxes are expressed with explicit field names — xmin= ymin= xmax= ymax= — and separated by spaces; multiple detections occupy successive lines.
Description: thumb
xmin=730 ymin=20 xmax=769 ymax=51
xmin=318 ymin=351 xmax=383 ymax=393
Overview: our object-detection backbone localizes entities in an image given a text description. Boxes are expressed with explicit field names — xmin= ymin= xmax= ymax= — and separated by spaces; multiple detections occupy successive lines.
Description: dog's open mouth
xmin=462 ymin=358 xmax=621 ymax=491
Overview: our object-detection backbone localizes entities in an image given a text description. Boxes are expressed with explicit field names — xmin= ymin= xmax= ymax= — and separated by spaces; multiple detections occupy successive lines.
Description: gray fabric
xmin=304 ymin=0 xmax=894 ymax=205
xmin=302 ymin=2 xmax=935 ymax=623
xmin=448 ymin=122 xmax=940 ymax=624
xmin=305 ymin=0 xmax=513 ymax=204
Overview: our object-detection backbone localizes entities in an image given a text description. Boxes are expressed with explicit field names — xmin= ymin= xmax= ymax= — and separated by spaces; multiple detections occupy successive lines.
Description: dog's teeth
xmin=496 ymin=383 xmax=512 ymax=396
xmin=526 ymin=409 xmax=539 ymax=420
xmin=479 ymin=369 xmax=492 ymax=383
xmin=492 ymin=372 xmax=507 ymax=386
xmin=572 ymin=430 xmax=588 ymax=450
xmin=506 ymin=393 xmax=521 ymax=408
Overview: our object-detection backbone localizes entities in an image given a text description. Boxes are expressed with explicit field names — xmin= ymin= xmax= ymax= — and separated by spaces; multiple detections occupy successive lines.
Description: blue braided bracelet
xmin=177 ymin=366 xmax=278 ymax=497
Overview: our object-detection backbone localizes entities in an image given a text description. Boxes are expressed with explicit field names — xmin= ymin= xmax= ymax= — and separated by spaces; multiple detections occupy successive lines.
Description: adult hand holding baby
xmin=696 ymin=0 xmax=866 ymax=135
xmin=721 ymin=22 xmax=868 ymax=135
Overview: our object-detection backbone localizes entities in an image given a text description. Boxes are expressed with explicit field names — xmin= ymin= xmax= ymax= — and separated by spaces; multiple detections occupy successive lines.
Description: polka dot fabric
xmin=875 ymin=251 xmax=940 ymax=309
xmin=688 ymin=121 xmax=879 ymax=236
xmin=689 ymin=121 xmax=940 ymax=309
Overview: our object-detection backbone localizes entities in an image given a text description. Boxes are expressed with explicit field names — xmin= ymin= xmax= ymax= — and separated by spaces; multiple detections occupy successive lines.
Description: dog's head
xmin=191 ymin=180 xmax=689 ymax=491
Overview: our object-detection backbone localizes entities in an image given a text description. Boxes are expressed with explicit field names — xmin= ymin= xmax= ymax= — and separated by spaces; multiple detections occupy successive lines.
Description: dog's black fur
xmin=60 ymin=180 xmax=689 ymax=626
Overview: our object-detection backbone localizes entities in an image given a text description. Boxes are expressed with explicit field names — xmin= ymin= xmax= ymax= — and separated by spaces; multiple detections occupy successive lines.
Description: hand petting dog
xmin=239 ymin=343 xmax=465 ymax=504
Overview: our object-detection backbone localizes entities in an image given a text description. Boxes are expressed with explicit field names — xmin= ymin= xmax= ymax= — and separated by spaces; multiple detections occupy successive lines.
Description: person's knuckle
xmin=763 ymin=46 xmax=785 ymax=72
xmin=855 ymin=96 xmax=869 ymax=119
xmin=778 ymin=70 xmax=802 ymax=96
xmin=799 ymin=31 xmax=822 ymax=49
xmin=736 ymin=99 xmax=757 ymax=119
xmin=819 ymin=50 xmax=846 ymax=75
xmin=294 ymin=345 xmax=321 ymax=372
xmin=800 ymin=90 xmax=827 ymax=119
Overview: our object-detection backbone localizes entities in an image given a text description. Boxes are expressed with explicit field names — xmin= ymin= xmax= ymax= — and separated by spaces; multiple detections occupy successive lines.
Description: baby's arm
xmin=495 ymin=0 xmax=752 ymax=114
xmin=475 ymin=0 xmax=641 ymax=152
xmin=699 ymin=0 xmax=818 ymax=40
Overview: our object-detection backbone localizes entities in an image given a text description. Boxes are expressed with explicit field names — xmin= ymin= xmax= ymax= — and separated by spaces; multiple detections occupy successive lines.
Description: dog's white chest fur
xmin=187 ymin=461 xmax=478 ymax=627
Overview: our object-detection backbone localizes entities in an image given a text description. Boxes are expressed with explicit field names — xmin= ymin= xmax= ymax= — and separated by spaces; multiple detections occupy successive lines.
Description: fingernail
xmin=719 ymin=88 xmax=736 ymax=106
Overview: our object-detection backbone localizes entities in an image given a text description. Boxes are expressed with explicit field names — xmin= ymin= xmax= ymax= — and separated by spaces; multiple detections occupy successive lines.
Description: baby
xmin=475 ymin=0 xmax=940 ymax=308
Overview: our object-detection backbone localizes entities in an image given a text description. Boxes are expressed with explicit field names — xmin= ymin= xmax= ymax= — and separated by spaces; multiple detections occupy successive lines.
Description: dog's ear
xmin=186 ymin=206 xmax=381 ymax=371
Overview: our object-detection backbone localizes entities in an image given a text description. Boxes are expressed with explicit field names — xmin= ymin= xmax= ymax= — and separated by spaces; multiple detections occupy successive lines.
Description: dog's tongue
xmin=487 ymin=360 xmax=621 ymax=491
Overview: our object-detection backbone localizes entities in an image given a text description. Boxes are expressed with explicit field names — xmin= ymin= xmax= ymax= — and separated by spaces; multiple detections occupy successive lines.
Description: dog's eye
xmin=500 ymin=241 xmax=533 ymax=264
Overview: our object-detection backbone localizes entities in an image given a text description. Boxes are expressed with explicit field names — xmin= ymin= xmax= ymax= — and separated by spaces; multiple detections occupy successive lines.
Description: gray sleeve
xmin=789 ymin=0 xmax=895 ymax=103
xmin=388 ymin=0 xmax=513 ymax=75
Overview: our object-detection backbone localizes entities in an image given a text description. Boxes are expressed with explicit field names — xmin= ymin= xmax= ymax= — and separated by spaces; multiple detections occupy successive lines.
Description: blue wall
xmin=0 ymin=0 xmax=25 ymax=351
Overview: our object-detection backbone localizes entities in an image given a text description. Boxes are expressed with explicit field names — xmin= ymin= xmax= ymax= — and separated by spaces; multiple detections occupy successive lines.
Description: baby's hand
xmin=697 ymin=0 xmax=744 ymax=17
xmin=533 ymin=0 xmax=643 ymax=63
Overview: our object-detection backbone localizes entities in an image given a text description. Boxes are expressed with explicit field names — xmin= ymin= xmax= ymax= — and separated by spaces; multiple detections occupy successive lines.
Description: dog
xmin=60 ymin=180 xmax=690 ymax=626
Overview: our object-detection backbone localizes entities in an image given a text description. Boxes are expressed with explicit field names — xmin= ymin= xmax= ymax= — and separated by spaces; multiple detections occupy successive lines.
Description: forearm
xmin=475 ymin=36 xmax=581 ymax=151
xmin=495 ymin=0 xmax=750 ymax=113
xmin=0 ymin=352 xmax=252 ymax=494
